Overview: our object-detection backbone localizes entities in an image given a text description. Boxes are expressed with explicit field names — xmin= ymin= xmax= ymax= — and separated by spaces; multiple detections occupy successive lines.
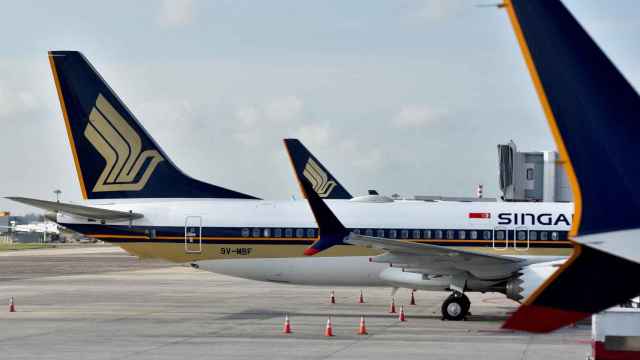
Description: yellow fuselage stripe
xmin=87 ymin=234 xmax=571 ymax=245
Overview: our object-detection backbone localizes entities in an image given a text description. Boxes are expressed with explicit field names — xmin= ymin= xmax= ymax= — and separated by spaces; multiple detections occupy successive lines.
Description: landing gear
xmin=441 ymin=292 xmax=470 ymax=321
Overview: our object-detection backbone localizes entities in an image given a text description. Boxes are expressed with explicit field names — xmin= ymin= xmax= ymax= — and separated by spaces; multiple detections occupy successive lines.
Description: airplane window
xmin=241 ymin=228 xmax=250 ymax=237
xmin=540 ymin=231 xmax=548 ymax=240
xmin=495 ymin=230 xmax=505 ymax=240
xmin=446 ymin=230 xmax=454 ymax=240
xmin=377 ymin=229 xmax=385 ymax=237
xmin=307 ymin=229 xmax=316 ymax=238
xmin=551 ymin=231 xmax=559 ymax=241
xmin=274 ymin=228 xmax=282 ymax=237
xmin=401 ymin=229 xmax=409 ymax=239
xmin=517 ymin=230 xmax=527 ymax=241
xmin=389 ymin=230 xmax=397 ymax=239
xmin=529 ymin=231 xmax=537 ymax=241
xmin=263 ymin=228 xmax=271 ymax=237
xmin=483 ymin=230 xmax=492 ymax=240
xmin=295 ymin=229 xmax=304 ymax=238
xmin=252 ymin=228 xmax=261 ymax=237
xmin=353 ymin=229 xmax=361 ymax=235
xmin=285 ymin=228 xmax=293 ymax=238
xmin=435 ymin=230 xmax=443 ymax=239
xmin=470 ymin=230 xmax=478 ymax=240
xmin=423 ymin=230 xmax=432 ymax=239
xmin=365 ymin=229 xmax=373 ymax=237
xmin=526 ymin=168 xmax=534 ymax=180
xmin=458 ymin=230 xmax=466 ymax=240
xmin=412 ymin=230 xmax=421 ymax=239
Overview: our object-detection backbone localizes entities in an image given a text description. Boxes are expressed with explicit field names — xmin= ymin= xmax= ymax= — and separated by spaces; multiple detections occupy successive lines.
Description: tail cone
xmin=325 ymin=317 xmax=334 ymax=337
xmin=399 ymin=305 xmax=406 ymax=322
xmin=358 ymin=315 xmax=368 ymax=335
xmin=330 ymin=290 xmax=336 ymax=304
xmin=9 ymin=297 xmax=15 ymax=313
xmin=358 ymin=290 xmax=364 ymax=304
xmin=283 ymin=313 xmax=292 ymax=334
xmin=410 ymin=290 xmax=416 ymax=306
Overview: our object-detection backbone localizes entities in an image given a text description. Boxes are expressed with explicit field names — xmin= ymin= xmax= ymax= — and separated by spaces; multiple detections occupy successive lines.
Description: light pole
xmin=53 ymin=189 xmax=61 ymax=202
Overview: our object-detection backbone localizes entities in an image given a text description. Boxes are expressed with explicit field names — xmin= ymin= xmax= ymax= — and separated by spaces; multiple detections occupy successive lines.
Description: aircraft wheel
xmin=441 ymin=293 xmax=470 ymax=321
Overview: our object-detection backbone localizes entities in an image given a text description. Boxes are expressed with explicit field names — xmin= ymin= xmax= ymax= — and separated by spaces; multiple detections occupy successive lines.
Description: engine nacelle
xmin=379 ymin=267 xmax=451 ymax=291
xmin=505 ymin=260 xmax=564 ymax=301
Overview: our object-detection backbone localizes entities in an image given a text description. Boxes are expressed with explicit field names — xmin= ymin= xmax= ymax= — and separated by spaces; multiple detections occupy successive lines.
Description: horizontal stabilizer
xmin=7 ymin=197 xmax=143 ymax=221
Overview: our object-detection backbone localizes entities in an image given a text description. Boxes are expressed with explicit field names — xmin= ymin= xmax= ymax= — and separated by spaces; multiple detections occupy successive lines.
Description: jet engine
xmin=504 ymin=260 xmax=564 ymax=302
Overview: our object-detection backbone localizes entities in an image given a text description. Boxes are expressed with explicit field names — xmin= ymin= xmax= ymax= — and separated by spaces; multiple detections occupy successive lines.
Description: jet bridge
xmin=498 ymin=140 xmax=572 ymax=202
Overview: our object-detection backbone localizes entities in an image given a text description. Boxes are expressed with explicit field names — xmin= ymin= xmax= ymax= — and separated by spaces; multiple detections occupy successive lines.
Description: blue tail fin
xmin=502 ymin=0 xmax=640 ymax=332
xmin=297 ymin=165 xmax=349 ymax=256
xmin=284 ymin=139 xmax=352 ymax=200
xmin=48 ymin=51 xmax=257 ymax=200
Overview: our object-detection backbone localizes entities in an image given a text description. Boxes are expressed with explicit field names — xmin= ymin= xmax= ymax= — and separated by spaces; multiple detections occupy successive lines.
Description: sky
xmin=1 ymin=0 xmax=639 ymax=214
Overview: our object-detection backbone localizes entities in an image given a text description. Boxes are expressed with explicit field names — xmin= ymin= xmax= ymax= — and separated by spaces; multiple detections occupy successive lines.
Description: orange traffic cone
xmin=330 ymin=290 xmax=336 ymax=304
xmin=9 ymin=297 xmax=15 ymax=313
xmin=358 ymin=315 xmax=368 ymax=335
xmin=325 ymin=317 xmax=334 ymax=337
xmin=399 ymin=305 xmax=406 ymax=322
xmin=389 ymin=298 xmax=396 ymax=313
xmin=358 ymin=290 xmax=364 ymax=304
xmin=410 ymin=290 xmax=416 ymax=305
xmin=283 ymin=313 xmax=292 ymax=334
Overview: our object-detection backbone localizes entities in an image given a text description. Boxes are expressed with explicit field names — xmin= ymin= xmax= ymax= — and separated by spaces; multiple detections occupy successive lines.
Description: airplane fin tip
xmin=303 ymin=247 xmax=319 ymax=256
xmin=502 ymin=304 xmax=589 ymax=333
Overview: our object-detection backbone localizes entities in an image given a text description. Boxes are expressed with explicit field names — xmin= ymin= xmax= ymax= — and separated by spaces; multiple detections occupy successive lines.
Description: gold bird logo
xmin=303 ymin=158 xmax=336 ymax=198
xmin=84 ymin=94 xmax=164 ymax=192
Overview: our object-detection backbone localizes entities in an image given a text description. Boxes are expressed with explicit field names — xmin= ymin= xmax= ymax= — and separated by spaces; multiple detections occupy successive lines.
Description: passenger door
xmin=513 ymin=226 xmax=529 ymax=251
xmin=184 ymin=216 xmax=202 ymax=254
xmin=492 ymin=226 xmax=508 ymax=250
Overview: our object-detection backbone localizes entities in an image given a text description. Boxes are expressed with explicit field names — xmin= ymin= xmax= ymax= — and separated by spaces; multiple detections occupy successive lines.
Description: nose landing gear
xmin=441 ymin=292 xmax=471 ymax=321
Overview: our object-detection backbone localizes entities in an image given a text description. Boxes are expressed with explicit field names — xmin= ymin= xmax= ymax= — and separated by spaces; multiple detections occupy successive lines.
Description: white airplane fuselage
xmin=57 ymin=198 xmax=573 ymax=289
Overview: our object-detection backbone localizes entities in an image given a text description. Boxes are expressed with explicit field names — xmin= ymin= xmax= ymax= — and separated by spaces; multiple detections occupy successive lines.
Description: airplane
xmin=496 ymin=0 xmax=640 ymax=332
xmin=8 ymin=50 xmax=576 ymax=320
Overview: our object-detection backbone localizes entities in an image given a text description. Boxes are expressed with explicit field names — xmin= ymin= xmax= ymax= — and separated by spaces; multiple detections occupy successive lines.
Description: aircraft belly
xmin=196 ymin=256 xmax=389 ymax=286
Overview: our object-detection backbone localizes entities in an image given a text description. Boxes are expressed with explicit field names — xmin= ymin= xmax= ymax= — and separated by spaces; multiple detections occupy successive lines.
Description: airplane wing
xmin=6 ymin=197 xmax=143 ymax=221
xmin=347 ymin=233 xmax=526 ymax=280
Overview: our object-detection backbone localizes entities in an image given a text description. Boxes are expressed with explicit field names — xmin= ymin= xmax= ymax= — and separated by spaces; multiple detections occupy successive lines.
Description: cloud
xmin=392 ymin=104 xmax=443 ymax=128
xmin=410 ymin=0 xmax=465 ymax=21
xmin=264 ymin=96 xmax=303 ymax=123
xmin=157 ymin=0 xmax=195 ymax=27
xmin=0 ymin=86 xmax=41 ymax=118
xmin=292 ymin=123 xmax=331 ymax=148
xmin=231 ymin=96 xmax=306 ymax=146
xmin=235 ymin=106 xmax=261 ymax=127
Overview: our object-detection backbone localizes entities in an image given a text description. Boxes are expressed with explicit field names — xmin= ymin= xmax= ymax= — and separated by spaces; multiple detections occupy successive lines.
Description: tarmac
xmin=0 ymin=246 xmax=591 ymax=360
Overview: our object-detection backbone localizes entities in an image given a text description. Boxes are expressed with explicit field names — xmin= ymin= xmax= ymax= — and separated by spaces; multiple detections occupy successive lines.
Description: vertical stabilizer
xmin=284 ymin=139 xmax=352 ymax=199
xmin=49 ymin=51 xmax=258 ymax=200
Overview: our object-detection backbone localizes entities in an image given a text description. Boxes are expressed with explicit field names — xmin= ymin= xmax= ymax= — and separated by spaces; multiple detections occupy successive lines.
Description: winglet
xmin=298 ymin=164 xmax=349 ymax=256
xmin=284 ymin=139 xmax=352 ymax=200
xmin=502 ymin=0 xmax=640 ymax=332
